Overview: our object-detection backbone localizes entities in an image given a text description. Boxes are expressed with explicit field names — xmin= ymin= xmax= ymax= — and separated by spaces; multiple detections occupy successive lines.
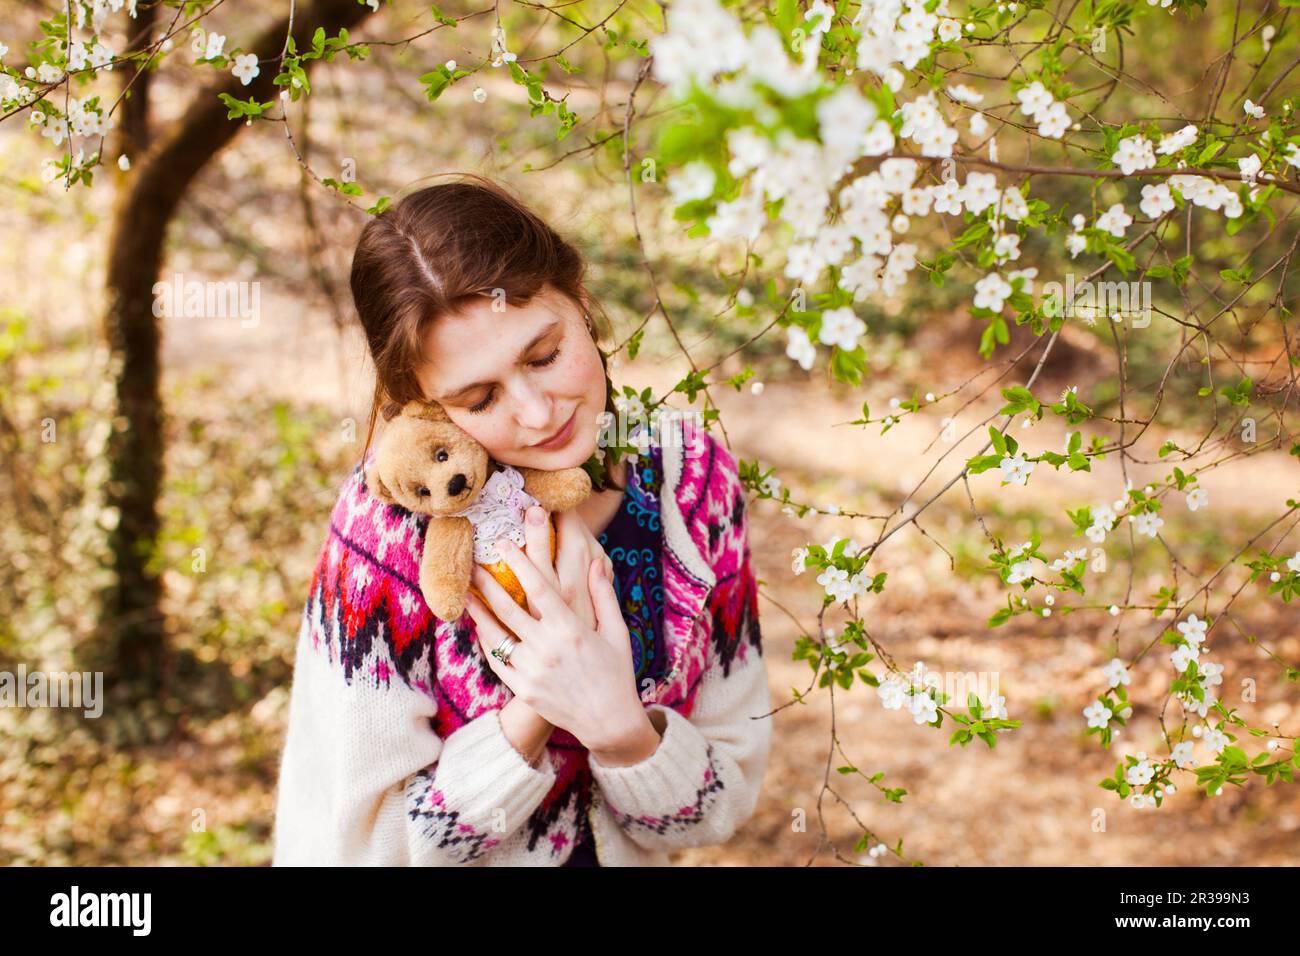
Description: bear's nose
xmin=447 ymin=473 xmax=468 ymax=497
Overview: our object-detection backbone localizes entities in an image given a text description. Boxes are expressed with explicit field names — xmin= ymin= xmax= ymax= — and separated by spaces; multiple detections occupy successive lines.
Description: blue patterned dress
xmin=563 ymin=447 xmax=667 ymax=866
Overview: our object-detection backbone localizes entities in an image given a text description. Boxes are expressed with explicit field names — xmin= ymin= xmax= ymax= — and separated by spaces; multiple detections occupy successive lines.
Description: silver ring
xmin=491 ymin=635 xmax=520 ymax=666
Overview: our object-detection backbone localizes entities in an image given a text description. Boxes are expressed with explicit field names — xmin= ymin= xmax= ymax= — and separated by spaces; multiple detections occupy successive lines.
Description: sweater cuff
xmin=588 ymin=703 xmax=721 ymax=832
xmin=406 ymin=708 xmax=557 ymax=861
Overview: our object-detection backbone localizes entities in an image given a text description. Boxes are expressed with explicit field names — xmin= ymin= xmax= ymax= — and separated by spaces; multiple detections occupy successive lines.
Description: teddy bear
xmin=364 ymin=398 xmax=594 ymax=623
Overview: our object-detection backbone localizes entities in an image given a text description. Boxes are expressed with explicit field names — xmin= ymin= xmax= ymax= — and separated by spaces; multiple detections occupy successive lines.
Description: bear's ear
xmin=402 ymin=399 xmax=452 ymax=424
xmin=365 ymin=460 xmax=397 ymax=505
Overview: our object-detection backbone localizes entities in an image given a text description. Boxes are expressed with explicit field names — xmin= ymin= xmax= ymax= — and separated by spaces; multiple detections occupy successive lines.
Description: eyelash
xmin=466 ymin=347 xmax=562 ymax=414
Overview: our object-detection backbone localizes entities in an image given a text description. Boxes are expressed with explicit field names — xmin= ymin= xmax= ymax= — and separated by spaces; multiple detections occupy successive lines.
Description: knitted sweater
xmin=271 ymin=423 xmax=771 ymax=866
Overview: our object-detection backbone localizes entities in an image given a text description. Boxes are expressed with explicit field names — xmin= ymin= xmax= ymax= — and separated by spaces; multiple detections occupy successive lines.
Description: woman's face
xmin=416 ymin=286 xmax=607 ymax=472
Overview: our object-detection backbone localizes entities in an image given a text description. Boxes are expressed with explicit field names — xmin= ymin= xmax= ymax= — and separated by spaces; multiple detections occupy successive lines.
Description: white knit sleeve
xmin=587 ymin=492 xmax=772 ymax=853
xmin=589 ymin=646 xmax=771 ymax=852
xmin=272 ymin=621 xmax=557 ymax=866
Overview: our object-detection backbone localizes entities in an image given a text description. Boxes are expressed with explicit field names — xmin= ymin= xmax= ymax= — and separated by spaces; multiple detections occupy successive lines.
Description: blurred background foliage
xmin=1 ymin=0 xmax=1298 ymax=864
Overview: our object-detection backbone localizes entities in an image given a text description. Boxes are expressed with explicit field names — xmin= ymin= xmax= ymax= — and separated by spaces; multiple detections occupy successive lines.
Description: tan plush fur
xmin=364 ymin=399 xmax=593 ymax=621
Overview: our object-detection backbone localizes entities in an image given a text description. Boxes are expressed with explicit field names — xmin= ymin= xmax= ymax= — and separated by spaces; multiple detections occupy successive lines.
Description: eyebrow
xmin=436 ymin=320 xmax=561 ymax=402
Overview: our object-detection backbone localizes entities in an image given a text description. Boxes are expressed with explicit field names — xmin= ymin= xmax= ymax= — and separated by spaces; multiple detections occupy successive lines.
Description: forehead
xmin=420 ymin=290 xmax=573 ymax=399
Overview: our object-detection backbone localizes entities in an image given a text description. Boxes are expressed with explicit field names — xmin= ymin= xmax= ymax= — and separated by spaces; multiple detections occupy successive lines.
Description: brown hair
xmin=349 ymin=172 xmax=624 ymax=492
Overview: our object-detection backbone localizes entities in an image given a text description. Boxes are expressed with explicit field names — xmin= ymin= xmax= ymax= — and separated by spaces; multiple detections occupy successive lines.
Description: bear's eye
xmin=417 ymin=486 xmax=431 ymax=497
xmin=435 ymin=448 xmax=449 ymax=463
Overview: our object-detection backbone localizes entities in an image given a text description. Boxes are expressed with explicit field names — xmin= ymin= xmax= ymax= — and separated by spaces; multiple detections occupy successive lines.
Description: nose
xmin=447 ymin=473 xmax=468 ymax=496
xmin=511 ymin=381 xmax=553 ymax=433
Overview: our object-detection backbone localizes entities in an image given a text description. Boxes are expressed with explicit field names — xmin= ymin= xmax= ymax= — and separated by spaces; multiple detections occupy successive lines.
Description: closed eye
xmin=533 ymin=346 xmax=561 ymax=368
xmin=466 ymin=347 xmax=562 ymax=415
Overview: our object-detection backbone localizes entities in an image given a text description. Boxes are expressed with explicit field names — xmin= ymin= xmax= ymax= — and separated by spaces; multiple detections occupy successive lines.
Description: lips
xmin=534 ymin=409 xmax=576 ymax=449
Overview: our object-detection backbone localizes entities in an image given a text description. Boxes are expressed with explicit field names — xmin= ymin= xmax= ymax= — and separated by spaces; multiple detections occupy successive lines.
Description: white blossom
xmin=1238 ymin=153 xmax=1262 ymax=183
xmin=973 ymin=272 xmax=1012 ymax=312
xmin=908 ymin=692 xmax=939 ymax=725
xmin=1112 ymin=135 xmax=1156 ymax=175
xmin=993 ymin=233 xmax=1021 ymax=261
xmin=1130 ymin=510 xmax=1164 ymax=538
xmin=1036 ymin=101 xmax=1070 ymax=139
xmin=818 ymin=307 xmax=867 ymax=351
xmin=232 ymin=52 xmax=260 ymax=86
xmin=1139 ymin=182 xmax=1175 ymax=218
xmin=946 ymin=82 xmax=982 ymax=104
xmin=1126 ymin=759 xmax=1154 ymax=786
xmin=1016 ymin=81 xmax=1053 ymax=119
xmin=785 ymin=325 xmax=817 ymax=370
xmin=1083 ymin=700 xmax=1113 ymax=729
xmin=817 ymin=565 xmax=856 ymax=603
xmin=998 ymin=187 xmax=1029 ymax=221
xmin=1006 ymin=558 xmax=1036 ymax=584
xmin=1157 ymin=123 xmax=1198 ymax=155
xmin=961 ymin=171 xmax=1000 ymax=214
xmin=707 ymin=190 xmax=766 ymax=242
xmin=879 ymin=158 xmax=918 ymax=193
xmin=877 ymin=675 xmax=909 ymax=710
xmin=1096 ymin=203 xmax=1132 ymax=238
xmin=1176 ymin=613 xmax=1208 ymax=647
xmin=999 ymin=455 xmax=1035 ymax=485
xmin=930 ymin=179 xmax=963 ymax=215
xmin=1203 ymin=727 xmax=1230 ymax=754
xmin=1171 ymin=642 xmax=1199 ymax=672
xmin=668 ymin=161 xmax=716 ymax=204
xmin=204 ymin=32 xmax=226 ymax=60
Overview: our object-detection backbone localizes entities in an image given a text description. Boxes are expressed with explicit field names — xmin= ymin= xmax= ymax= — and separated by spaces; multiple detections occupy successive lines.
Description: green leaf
xmin=429 ymin=3 xmax=459 ymax=26
xmin=217 ymin=92 xmax=274 ymax=120
xmin=967 ymin=454 xmax=1004 ymax=474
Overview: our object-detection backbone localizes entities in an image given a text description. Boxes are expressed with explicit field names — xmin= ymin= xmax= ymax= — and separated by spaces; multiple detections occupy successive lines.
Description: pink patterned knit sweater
xmin=271 ymin=422 xmax=771 ymax=866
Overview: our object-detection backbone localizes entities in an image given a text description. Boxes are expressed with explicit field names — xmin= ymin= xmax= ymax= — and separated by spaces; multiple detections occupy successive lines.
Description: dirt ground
xmin=675 ymin=376 xmax=1300 ymax=867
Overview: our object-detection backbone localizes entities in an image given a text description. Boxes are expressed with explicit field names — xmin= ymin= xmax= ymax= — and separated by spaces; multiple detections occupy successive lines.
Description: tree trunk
xmin=94 ymin=0 xmax=372 ymax=697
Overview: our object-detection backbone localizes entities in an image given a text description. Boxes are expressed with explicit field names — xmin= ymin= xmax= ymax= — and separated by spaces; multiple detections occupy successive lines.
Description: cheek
xmin=445 ymin=411 xmax=512 ymax=460
xmin=555 ymin=342 xmax=604 ymax=403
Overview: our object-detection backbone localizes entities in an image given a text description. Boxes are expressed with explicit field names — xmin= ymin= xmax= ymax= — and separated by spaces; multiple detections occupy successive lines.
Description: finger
xmin=551 ymin=511 xmax=594 ymax=626
xmin=558 ymin=558 xmax=594 ymax=627
xmin=554 ymin=508 xmax=589 ymax=570
xmin=588 ymin=557 xmax=627 ymax=644
xmin=589 ymin=533 xmax=615 ymax=580
xmin=467 ymin=589 xmax=508 ymax=644
xmin=467 ymin=593 xmax=526 ymax=680
xmin=493 ymin=536 xmax=569 ymax=622
xmin=563 ymin=508 xmax=614 ymax=577
xmin=522 ymin=506 xmax=559 ymax=589
xmin=472 ymin=562 xmax=540 ymax=638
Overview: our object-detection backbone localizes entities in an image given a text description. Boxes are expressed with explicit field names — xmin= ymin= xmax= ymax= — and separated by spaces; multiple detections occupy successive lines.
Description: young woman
xmin=271 ymin=173 xmax=771 ymax=866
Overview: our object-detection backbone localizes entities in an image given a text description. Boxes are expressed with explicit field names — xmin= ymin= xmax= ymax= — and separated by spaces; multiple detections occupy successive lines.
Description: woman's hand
xmin=548 ymin=508 xmax=616 ymax=631
xmin=464 ymin=521 xmax=660 ymax=765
